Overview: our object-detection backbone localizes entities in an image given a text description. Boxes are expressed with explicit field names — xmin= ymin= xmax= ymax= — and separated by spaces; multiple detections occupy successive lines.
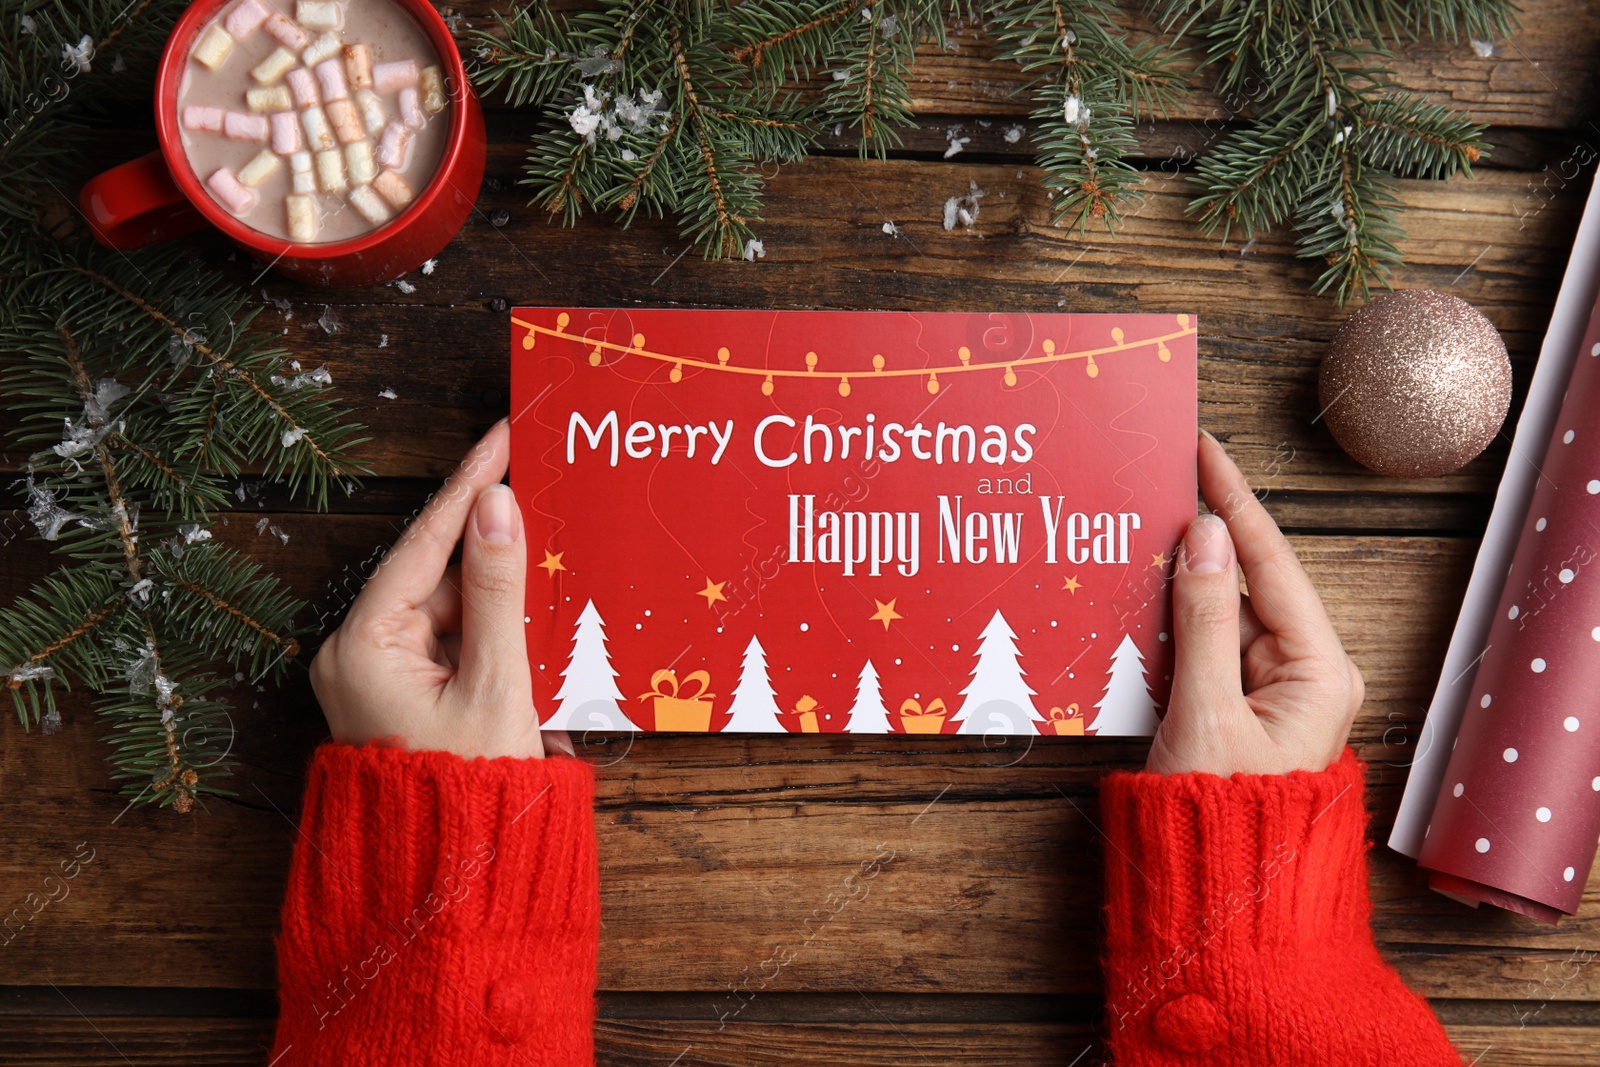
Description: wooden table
xmin=4 ymin=2 xmax=1600 ymax=1062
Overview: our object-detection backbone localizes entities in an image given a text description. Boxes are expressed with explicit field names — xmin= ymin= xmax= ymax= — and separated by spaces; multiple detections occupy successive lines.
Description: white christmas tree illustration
xmin=845 ymin=659 xmax=891 ymax=733
xmin=1086 ymin=633 xmax=1160 ymax=736
xmin=546 ymin=600 xmax=636 ymax=732
xmin=950 ymin=610 xmax=1043 ymax=735
xmin=722 ymin=635 xmax=785 ymax=732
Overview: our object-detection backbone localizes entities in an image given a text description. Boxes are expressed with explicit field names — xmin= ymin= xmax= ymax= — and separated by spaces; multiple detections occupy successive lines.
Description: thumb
xmin=1168 ymin=514 xmax=1244 ymax=716
xmin=456 ymin=482 xmax=533 ymax=703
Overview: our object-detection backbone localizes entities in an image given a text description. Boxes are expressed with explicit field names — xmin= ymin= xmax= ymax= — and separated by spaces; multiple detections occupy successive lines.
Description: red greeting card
xmin=510 ymin=309 xmax=1197 ymax=735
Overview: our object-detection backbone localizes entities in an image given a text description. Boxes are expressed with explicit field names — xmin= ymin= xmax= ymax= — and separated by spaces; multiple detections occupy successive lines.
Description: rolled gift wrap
xmin=1417 ymin=292 xmax=1600 ymax=922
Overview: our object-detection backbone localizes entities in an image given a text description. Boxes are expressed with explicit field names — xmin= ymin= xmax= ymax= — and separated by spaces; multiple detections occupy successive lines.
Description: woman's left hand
xmin=309 ymin=419 xmax=570 ymax=759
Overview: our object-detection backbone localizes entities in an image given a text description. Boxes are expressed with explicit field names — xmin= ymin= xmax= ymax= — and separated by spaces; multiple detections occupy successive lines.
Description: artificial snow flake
xmin=421 ymin=258 xmax=437 ymax=275
xmin=944 ymin=127 xmax=970 ymax=159
xmin=256 ymin=516 xmax=270 ymax=535
xmin=942 ymin=180 xmax=985 ymax=231
xmin=879 ymin=14 xmax=899 ymax=37
xmin=1326 ymin=87 xmax=1338 ymax=116
xmin=281 ymin=427 xmax=307 ymax=448
xmin=378 ymin=386 xmax=398 ymax=399
xmin=1471 ymin=37 xmax=1495 ymax=58
xmin=111 ymin=53 xmax=125 ymax=74
xmin=127 ymin=578 xmax=154 ymax=605
xmin=1062 ymin=94 xmax=1081 ymax=125
xmin=882 ymin=221 xmax=899 ymax=236
xmin=620 ymin=148 xmax=637 ymax=161
xmin=393 ymin=278 xmax=416 ymax=294
xmin=378 ymin=333 xmax=389 ymax=348
xmin=19 ymin=13 xmax=34 ymax=33
xmin=40 ymin=708 xmax=62 ymax=734
xmin=8 ymin=663 xmax=56 ymax=685
xmin=742 ymin=239 xmax=765 ymax=262
xmin=316 ymin=305 xmax=341 ymax=334
xmin=270 ymin=364 xmax=333 ymax=390
xmin=62 ymin=35 xmax=93 ymax=74
xmin=1003 ymin=124 xmax=1024 ymax=144
xmin=178 ymin=523 xmax=213 ymax=544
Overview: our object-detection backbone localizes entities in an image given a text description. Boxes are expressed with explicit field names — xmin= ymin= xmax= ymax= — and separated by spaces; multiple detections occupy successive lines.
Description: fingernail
xmin=1181 ymin=514 xmax=1231 ymax=575
xmin=475 ymin=483 xmax=520 ymax=545
xmin=1200 ymin=428 xmax=1219 ymax=445
xmin=547 ymin=732 xmax=575 ymax=757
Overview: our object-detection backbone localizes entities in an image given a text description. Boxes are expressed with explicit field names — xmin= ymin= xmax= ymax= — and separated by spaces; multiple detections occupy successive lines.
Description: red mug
xmin=80 ymin=0 xmax=485 ymax=288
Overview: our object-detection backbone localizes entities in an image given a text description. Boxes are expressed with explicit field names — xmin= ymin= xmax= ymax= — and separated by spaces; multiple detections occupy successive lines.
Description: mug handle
xmin=79 ymin=151 xmax=209 ymax=250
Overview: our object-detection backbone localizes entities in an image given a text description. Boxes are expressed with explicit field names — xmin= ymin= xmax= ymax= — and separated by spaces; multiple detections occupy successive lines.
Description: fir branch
xmin=1152 ymin=0 xmax=1514 ymax=302
xmin=1 ymin=0 xmax=366 ymax=808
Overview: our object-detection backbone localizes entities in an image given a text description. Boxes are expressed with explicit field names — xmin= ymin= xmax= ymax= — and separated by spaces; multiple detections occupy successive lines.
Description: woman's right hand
xmin=1146 ymin=431 xmax=1364 ymax=776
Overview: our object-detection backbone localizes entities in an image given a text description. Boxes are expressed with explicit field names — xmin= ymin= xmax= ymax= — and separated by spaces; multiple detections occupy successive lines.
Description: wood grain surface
xmin=4 ymin=0 xmax=1600 ymax=1063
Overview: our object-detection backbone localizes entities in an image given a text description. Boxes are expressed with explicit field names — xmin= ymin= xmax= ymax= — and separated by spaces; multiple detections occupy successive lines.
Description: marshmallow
xmin=375 ymin=121 xmax=410 ymax=169
xmin=315 ymin=58 xmax=349 ymax=102
xmin=345 ymin=139 xmax=376 ymax=185
xmin=289 ymin=151 xmax=315 ymax=194
xmin=343 ymin=44 xmax=372 ymax=90
xmin=315 ymin=148 xmax=346 ymax=192
xmin=251 ymin=46 xmax=296 ymax=84
xmin=286 ymin=67 xmax=319 ymax=109
xmin=192 ymin=24 xmax=234 ymax=70
xmin=398 ymin=87 xmax=423 ymax=130
xmin=223 ymin=110 xmax=269 ymax=141
xmin=286 ymin=194 xmax=317 ymax=242
xmin=270 ymin=110 xmax=302 ymax=154
xmin=419 ymin=65 xmax=446 ymax=113
xmin=224 ymin=0 xmax=269 ymax=39
xmin=206 ymin=167 xmax=255 ymax=214
xmin=371 ymin=60 xmax=417 ymax=94
xmin=302 ymin=30 xmax=340 ymax=67
xmin=296 ymin=1 xmax=343 ymax=30
xmin=373 ymin=169 xmax=414 ymax=210
xmin=263 ymin=12 xmax=309 ymax=51
xmin=348 ymin=183 xmax=390 ymax=225
xmin=354 ymin=88 xmax=385 ymax=134
xmin=238 ymin=148 xmax=281 ymax=187
xmin=182 ymin=105 xmax=225 ymax=132
xmin=300 ymin=106 xmax=335 ymax=151
xmin=246 ymin=85 xmax=292 ymax=111
xmin=326 ymin=99 xmax=363 ymax=144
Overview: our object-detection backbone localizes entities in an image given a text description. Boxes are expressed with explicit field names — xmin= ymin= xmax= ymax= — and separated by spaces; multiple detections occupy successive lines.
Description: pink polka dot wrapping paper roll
xmin=1416 ymin=295 xmax=1600 ymax=924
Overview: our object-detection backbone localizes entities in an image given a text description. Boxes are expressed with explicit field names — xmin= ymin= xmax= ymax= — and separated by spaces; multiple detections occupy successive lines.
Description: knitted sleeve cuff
xmin=271 ymin=743 xmax=598 ymax=1063
xmin=1097 ymin=749 xmax=1371 ymax=1006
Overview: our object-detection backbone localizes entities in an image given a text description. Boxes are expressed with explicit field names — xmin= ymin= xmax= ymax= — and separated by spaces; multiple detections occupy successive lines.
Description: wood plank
xmin=4 ymin=527 xmax=1597 ymax=997
xmin=2 ymin=1013 xmax=1599 ymax=1066
xmin=9 ymin=158 xmax=1576 ymax=493
xmin=489 ymin=0 xmax=1600 ymax=132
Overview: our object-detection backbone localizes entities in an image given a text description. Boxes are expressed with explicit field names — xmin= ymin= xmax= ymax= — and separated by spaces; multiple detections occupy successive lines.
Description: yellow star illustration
xmin=1151 ymin=551 xmax=1169 ymax=569
xmin=698 ymin=578 xmax=728 ymax=607
xmin=538 ymin=550 xmax=566 ymax=575
xmin=870 ymin=598 xmax=903 ymax=630
xmin=1062 ymin=575 xmax=1081 ymax=594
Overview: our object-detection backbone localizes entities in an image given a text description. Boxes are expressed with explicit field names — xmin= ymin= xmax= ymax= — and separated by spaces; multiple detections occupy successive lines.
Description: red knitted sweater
xmin=270 ymin=745 xmax=1462 ymax=1066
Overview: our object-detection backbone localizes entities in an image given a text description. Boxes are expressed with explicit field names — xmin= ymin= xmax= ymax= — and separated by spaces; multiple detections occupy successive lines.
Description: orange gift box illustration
xmin=638 ymin=668 xmax=715 ymax=731
xmin=1044 ymin=703 xmax=1085 ymax=736
xmin=898 ymin=697 xmax=947 ymax=734
xmin=794 ymin=694 xmax=821 ymax=733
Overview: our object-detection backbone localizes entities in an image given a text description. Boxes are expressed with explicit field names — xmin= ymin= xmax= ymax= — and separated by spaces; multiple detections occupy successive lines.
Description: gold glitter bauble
xmin=1319 ymin=290 xmax=1510 ymax=478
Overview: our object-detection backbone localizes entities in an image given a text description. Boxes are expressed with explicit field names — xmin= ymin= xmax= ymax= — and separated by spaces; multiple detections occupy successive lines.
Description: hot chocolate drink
xmin=177 ymin=0 xmax=451 ymax=243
